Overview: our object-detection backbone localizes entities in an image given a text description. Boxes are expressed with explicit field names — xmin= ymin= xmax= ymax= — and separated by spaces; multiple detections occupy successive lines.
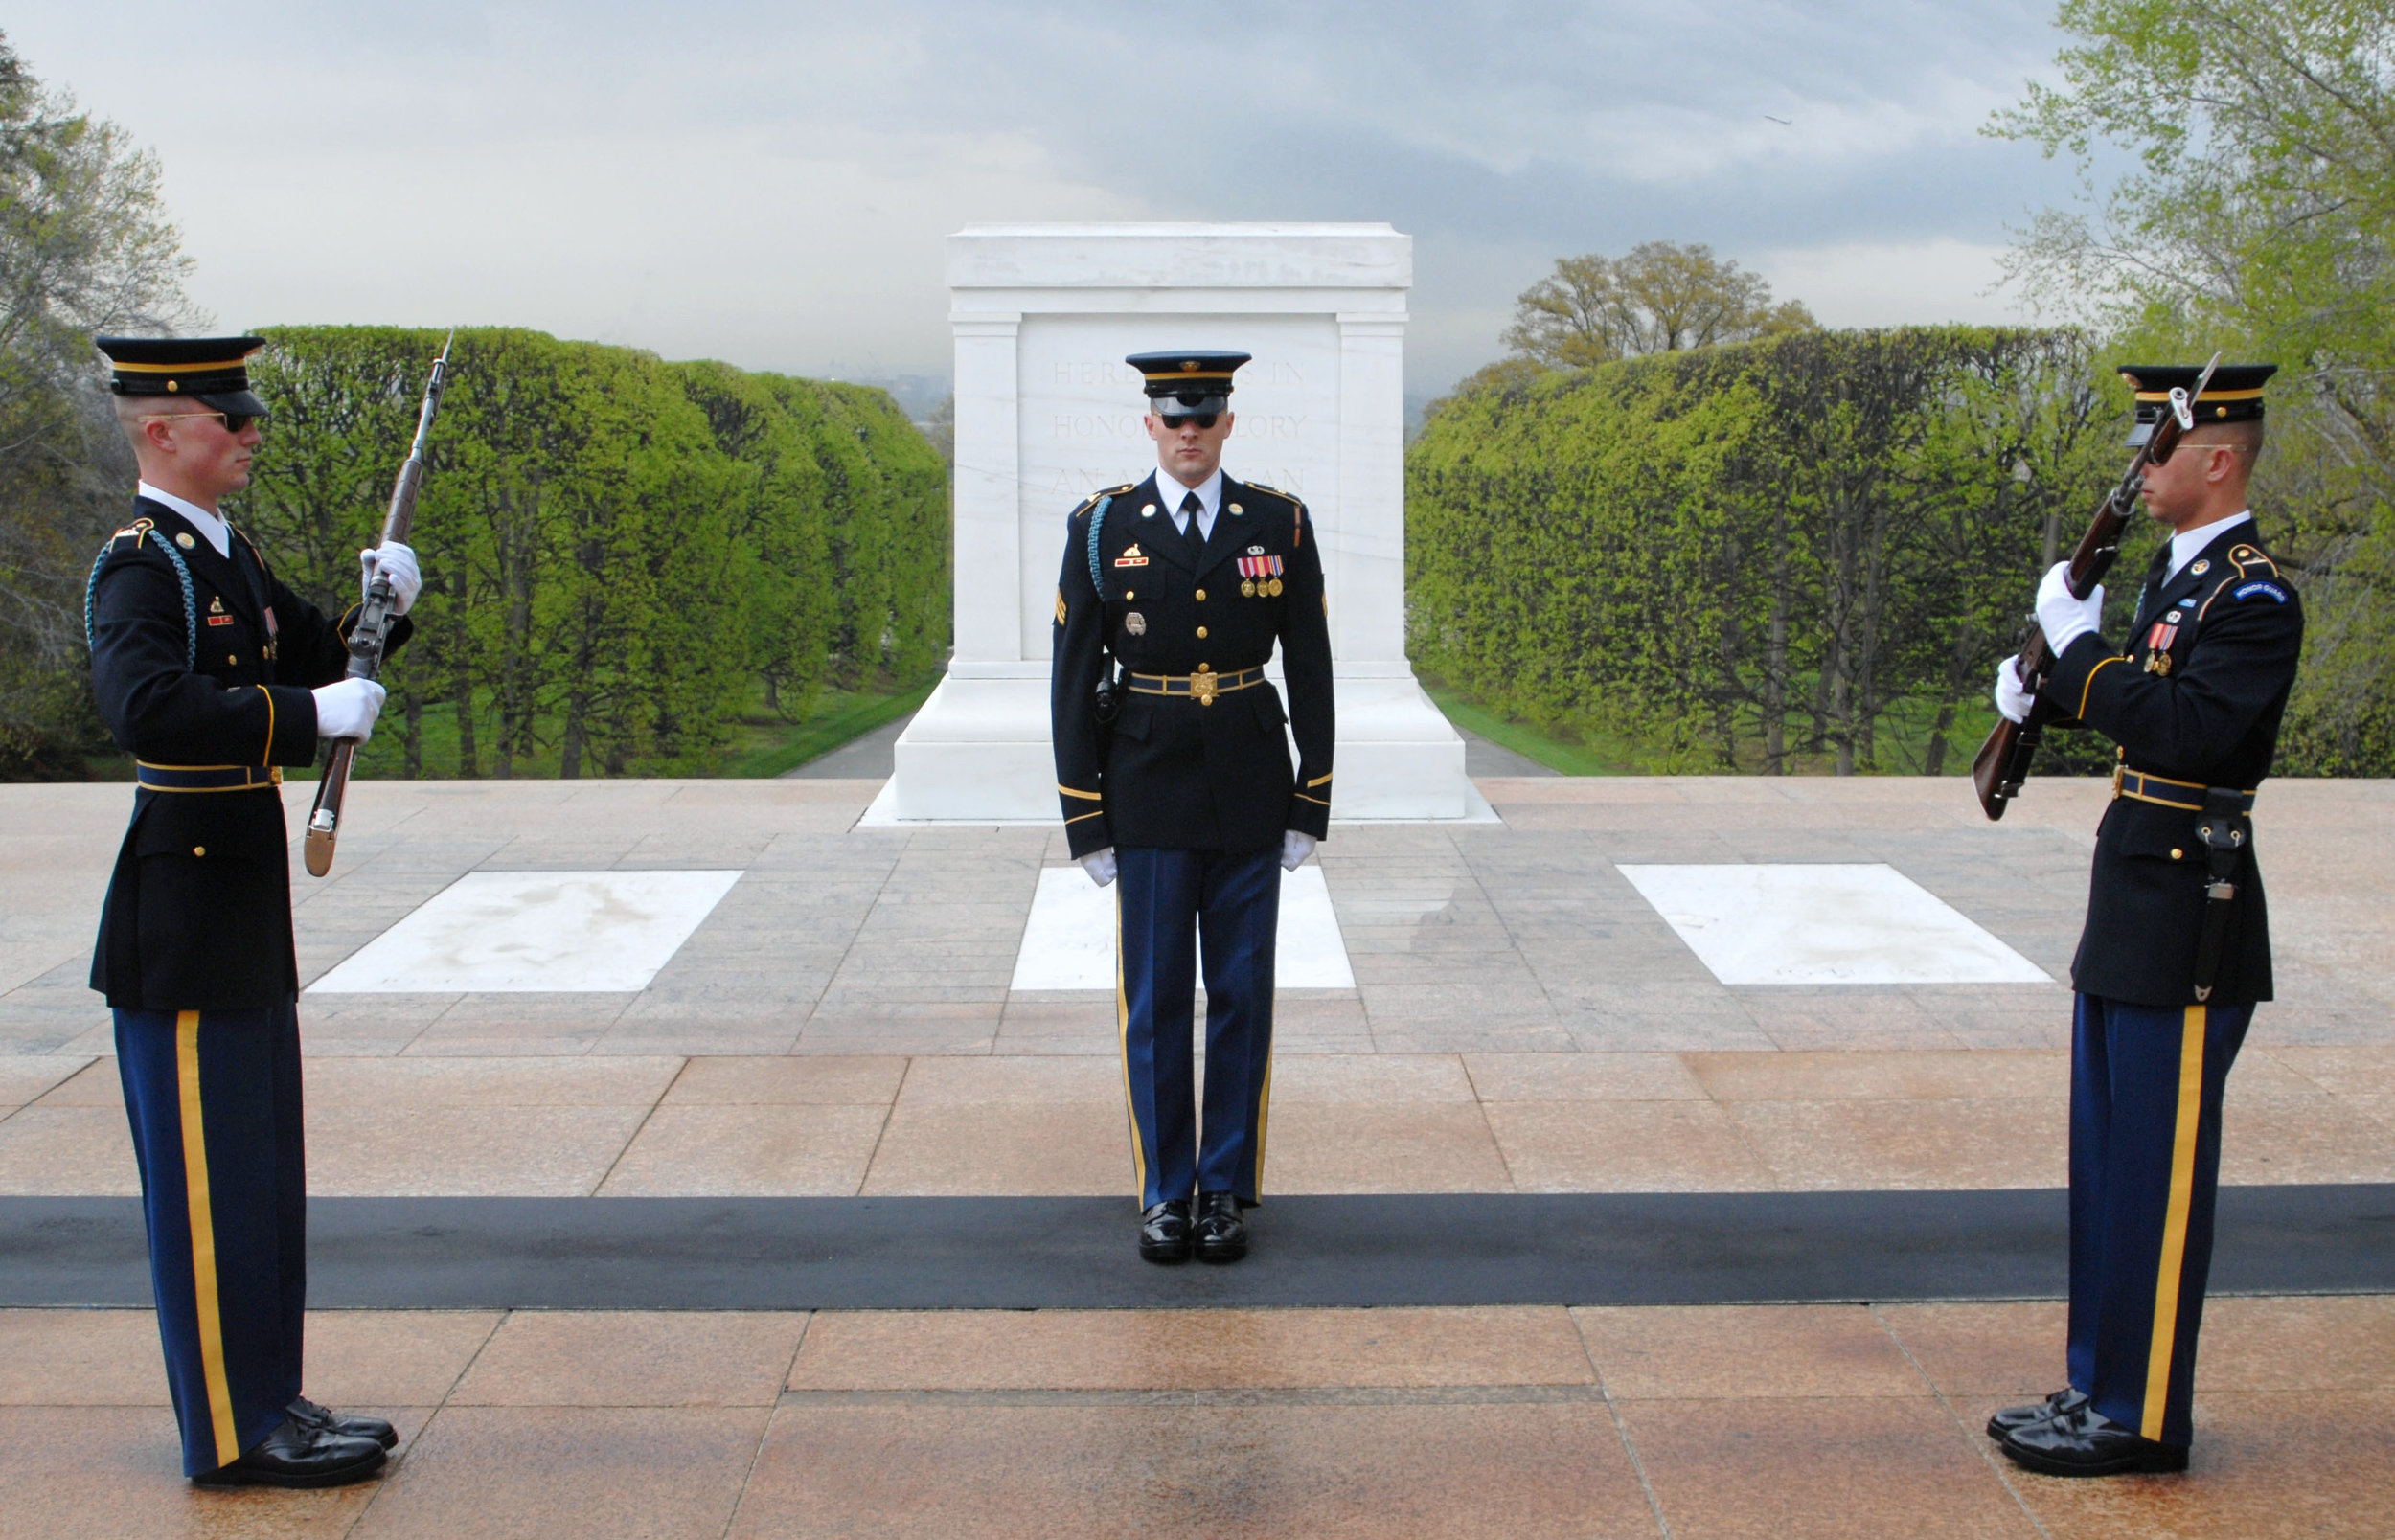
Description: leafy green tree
xmin=0 ymin=30 xmax=192 ymax=777
xmin=1502 ymin=242 xmax=1815 ymax=369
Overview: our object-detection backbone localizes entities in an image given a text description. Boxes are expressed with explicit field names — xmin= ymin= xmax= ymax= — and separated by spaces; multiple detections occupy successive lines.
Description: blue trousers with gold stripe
xmin=2068 ymin=993 xmax=2252 ymax=1448
xmin=1115 ymin=848 xmax=1278 ymax=1210
xmin=115 ymin=1003 xmax=306 ymax=1477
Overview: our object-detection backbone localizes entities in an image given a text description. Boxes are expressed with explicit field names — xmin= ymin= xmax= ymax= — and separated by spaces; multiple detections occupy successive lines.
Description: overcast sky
xmin=11 ymin=2 xmax=2087 ymax=396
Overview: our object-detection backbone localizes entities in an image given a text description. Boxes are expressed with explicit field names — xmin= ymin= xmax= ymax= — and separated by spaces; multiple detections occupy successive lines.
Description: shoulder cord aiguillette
xmin=86 ymin=529 xmax=197 ymax=669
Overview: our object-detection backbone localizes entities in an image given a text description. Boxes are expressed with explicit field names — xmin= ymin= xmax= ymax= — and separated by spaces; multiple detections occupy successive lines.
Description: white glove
xmin=1281 ymin=830 xmax=1316 ymax=872
xmin=312 ymin=677 xmax=386 ymax=741
xmin=1080 ymin=848 xmax=1117 ymax=887
xmin=2035 ymin=561 xmax=2104 ymax=655
xmin=362 ymin=542 xmax=422 ymax=616
xmin=1992 ymin=655 xmax=2034 ymax=725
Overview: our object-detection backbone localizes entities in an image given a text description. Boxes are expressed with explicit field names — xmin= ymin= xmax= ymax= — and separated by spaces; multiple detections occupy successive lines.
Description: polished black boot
xmin=1986 ymin=1387 xmax=2087 ymax=1440
xmin=1999 ymin=1403 xmax=2189 ymax=1476
xmin=1194 ymin=1190 xmax=1247 ymax=1263
xmin=1139 ymin=1198 xmax=1193 ymax=1263
xmin=290 ymin=1394 xmax=399 ymax=1450
xmin=191 ymin=1415 xmax=388 ymax=1489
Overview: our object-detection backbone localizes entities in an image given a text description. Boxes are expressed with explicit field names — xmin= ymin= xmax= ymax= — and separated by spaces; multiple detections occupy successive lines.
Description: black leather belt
xmin=1127 ymin=666 xmax=1264 ymax=707
xmin=2112 ymin=766 xmax=2254 ymax=813
xmin=137 ymin=762 xmax=282 ymax=792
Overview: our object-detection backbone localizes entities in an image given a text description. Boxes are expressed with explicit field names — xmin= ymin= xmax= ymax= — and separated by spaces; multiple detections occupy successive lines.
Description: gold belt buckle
xmin=2110 ymin=764 xmax=2126 ymax=799
xmin=1192 ymin=666 xmax=1218 ymax=707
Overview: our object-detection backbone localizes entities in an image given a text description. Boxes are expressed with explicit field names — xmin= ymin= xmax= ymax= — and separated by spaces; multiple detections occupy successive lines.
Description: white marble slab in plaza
xmin=1617 ymin=863 xmax=2050 ymax=986
xmin=308 ymin=871 xmax=743 ymax=993
xmin=1011 ymin=865 xmax=1355 ymax=991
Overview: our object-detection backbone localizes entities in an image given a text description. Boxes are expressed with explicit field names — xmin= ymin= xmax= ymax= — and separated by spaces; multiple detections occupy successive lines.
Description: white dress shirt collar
xmin=136 ymin=481 xmax=231 ymax=558
xmin=1156 ymin=467 xmax=1223 ymax=541
xmin=2167 ymin=510 xmax=2251 ymax=584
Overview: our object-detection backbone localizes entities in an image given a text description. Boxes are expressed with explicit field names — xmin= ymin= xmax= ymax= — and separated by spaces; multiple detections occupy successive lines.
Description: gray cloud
xmin=10 ymin=2 xmax=2085 ymax=390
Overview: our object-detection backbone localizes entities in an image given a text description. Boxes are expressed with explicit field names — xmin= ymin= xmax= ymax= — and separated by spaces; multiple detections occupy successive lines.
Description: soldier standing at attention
xmin=1987 ymin=363 xmax=2298 ymax=1477
xmin=1051 ymin=351 xmax=1334 ymax=1265
xmin=85 ymin=337 xmax=421 ymax=1487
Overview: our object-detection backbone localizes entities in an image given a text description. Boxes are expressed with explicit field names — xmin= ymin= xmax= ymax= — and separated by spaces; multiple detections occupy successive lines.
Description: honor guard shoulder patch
xmin=2231 ymin=579 xmax=2289 ymax=604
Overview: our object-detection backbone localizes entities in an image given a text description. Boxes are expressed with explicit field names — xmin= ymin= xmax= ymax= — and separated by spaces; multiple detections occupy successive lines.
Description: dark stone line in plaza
xmin=8 ymin=1188 xmax=2393 ymax=1310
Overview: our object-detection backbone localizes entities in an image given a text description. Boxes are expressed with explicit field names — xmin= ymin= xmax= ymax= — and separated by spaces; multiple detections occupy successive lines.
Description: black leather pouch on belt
xmin=2190 ymin=787 xmax=2250 ymax=1004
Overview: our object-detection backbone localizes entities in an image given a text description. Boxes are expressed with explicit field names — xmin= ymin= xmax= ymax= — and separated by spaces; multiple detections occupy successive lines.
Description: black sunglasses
xmin=141 ymin=409 xmax=267 ymax=434
xmin=1160 ymin=412 xmax=1219 ymax=430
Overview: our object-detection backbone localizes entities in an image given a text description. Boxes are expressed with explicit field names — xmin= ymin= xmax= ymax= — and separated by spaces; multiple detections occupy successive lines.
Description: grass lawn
xmin=716 ymin=674 xmax=939 ymax=778
xmin=1420 ymin=682 xmax=1642 ymax=775
xmin=1422 ymin=674 xmax=2003 ymax=777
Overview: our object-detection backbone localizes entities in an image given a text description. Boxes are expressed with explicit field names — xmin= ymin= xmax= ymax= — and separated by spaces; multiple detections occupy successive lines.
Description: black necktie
xmin=2133 ymin=540 xmax=2173 ymax=627
xmin=1180 ymin=491 xmax=1206 ymax=561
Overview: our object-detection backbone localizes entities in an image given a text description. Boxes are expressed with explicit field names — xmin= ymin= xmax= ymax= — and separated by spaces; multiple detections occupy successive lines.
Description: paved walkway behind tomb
xmin=0 ymin=775 xmax=2389 ymax=1535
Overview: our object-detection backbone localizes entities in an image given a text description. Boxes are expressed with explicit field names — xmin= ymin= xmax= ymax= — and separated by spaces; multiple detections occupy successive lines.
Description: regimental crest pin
xmin=1113 ymin=544 xmax=1150 ymax=568
xmin=206 ymin=595 xmax=235 ymax=627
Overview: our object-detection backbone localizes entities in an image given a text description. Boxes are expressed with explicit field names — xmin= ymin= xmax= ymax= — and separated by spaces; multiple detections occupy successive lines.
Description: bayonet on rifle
xmin=303 ymin=333 xmax=452 ymax=876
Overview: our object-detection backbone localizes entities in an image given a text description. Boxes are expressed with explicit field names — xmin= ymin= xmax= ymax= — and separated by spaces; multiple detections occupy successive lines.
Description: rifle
xmin=303 ymin=334 xmax=453 ymax=877
xmin=1971 ymin=352 xmax=2219 ymax=820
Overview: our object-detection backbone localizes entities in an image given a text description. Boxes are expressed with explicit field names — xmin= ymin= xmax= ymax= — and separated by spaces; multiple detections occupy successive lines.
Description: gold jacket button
xmin=2171 ymin=849 xmax=2184 ymax=860
xmin=1195 ymin=589 xmax=1206 ymax=600
xmin=1196 ymin=625 xmax=1208 ymax=639
xmin=193 ymin=846 xmax=205 ymax=857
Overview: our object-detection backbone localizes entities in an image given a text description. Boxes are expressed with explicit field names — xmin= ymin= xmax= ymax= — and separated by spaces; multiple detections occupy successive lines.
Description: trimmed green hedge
xmin=236 ymin=327 xmax=947 ymax=779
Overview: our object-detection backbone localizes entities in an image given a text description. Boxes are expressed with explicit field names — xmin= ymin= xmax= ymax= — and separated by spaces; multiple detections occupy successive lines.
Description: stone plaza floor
xmin=1 ymin=774 xmax=2390 ymax=1535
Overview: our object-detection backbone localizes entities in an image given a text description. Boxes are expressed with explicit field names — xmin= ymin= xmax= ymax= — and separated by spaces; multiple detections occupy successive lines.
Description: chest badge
xmin=1113 ymin=543 xmax=1149 ymax=568
xmin=1125 ymin=612 xmax=1147 ymax=636
xmin=206 ymin=595 xmax=235 ymax=627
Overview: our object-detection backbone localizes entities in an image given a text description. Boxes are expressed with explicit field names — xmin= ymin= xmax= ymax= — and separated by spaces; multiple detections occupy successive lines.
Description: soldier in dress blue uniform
xmin=85 ymin=336 xmax=422 ymax=1487
xmin=1987 ymin=363 xmax=2300 ymax=1477
xmin=1051 ymin=350 xmax=1334 ymax=1264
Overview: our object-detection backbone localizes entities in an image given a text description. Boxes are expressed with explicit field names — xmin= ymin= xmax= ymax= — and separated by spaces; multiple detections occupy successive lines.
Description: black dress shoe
xmin=191 ymin=1415 xmax=387 ymax=1489
xmin=1139 ymin=1199 xmax=1193 ymax=1263
xmin=290 ymin=1394 xmax=399 ymax=1450
xmin=1986 ymin=1386 xmax=2088 ymax=1440
xmin=1999 ymin=1403 xmax=2189 ymax=1477
xmin=1194 ymin=1190 xmax=1247 ymax=1263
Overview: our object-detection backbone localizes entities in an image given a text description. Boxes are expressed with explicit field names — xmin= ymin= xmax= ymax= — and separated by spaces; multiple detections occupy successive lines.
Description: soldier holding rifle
xmin=84 ymin=336 xmax=424 ymax=1487
xmin=1984 ymin=363 xmax=2298 ymax=1477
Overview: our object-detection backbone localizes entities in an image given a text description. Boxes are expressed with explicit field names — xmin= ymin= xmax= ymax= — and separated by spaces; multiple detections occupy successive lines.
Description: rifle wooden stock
xmin=1971 ymin=355 xmax=2218 ymax=820
xmin=303 ymin=337 xmax=451 ymax=876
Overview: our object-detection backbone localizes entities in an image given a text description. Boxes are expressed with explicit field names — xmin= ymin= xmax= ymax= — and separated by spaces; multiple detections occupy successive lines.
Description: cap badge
xmin=1180 ymin=360 xmax=1199 ymax=372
